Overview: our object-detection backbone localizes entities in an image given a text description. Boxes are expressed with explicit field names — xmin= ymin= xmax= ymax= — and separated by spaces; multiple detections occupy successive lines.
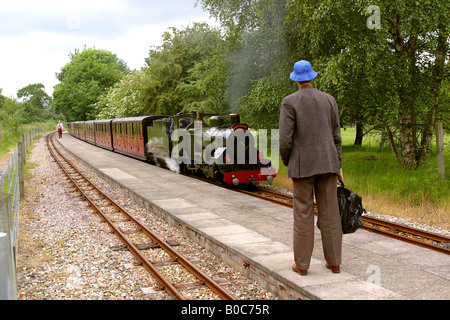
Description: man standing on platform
xmin=279 ymin=60 xmax=344 ymax=276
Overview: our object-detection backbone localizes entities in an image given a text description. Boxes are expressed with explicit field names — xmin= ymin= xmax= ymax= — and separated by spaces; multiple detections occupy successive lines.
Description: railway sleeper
xmin=110 ymin=240 xmax=180 ymax=251
xmin=150 ymin=278 xmax=231 ymax=293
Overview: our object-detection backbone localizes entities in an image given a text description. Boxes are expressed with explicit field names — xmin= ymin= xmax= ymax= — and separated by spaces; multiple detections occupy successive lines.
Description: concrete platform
xmin=56 ymin=133 xmax=450 ymax=300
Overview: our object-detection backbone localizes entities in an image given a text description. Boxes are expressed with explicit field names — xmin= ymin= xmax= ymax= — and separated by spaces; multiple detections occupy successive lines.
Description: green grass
xmin=340 ymin=128 xmax=449 ymax=208
xmin=0 ymin=130 xmax=22 ymax=157
xmin=0 ymin=121 xmax=56 ymax=158
xmin=271 ymin=127 xmax=449 ymax=227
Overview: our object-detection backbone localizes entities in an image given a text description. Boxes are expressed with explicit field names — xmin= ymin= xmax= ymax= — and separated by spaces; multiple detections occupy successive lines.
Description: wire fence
xmin=0 ymin=128 xmax=43 ymax=300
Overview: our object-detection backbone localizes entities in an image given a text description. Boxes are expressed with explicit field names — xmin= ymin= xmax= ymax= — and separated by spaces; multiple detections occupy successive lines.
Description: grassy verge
xmin=0 ymin=121 xmax=56 ymax=158
xmin=0 ymin=130 xmax=22 ymax=157
xmin=271 ymin=127 xmax=449 ymax=228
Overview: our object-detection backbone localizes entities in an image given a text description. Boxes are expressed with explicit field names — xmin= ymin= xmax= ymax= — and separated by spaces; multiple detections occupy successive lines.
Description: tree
xmin=201 ymin=0 xmax=448 ymax=168
xmin=379 ymin=1 xmax=449 ymax=168
xmin=95 ymin=70 xmax=151 ymax=118
xmin=198 ymin=0 xmax=264 ymax=34
xmin=143 ymin=23 xmax=229 ymax=116
xmin=285 ymin=1 xmax=398 ymax=145
xmin=0 ymin=88 xmax=4 ymax=110
xmin=53 ymin=48 xmax=129 ymax=121
xmin=200 ymin=0 xmax=292 ymax=127
xmin=17 ymin=83 xmax=53 ymax=124
xmin=286 ymin=0 xmax=449 ymax=169
xmin=0 ymin=84 xmax=62 ymax=133
xmin=0 ymin=95 xmax=23 ymax=133
xmin=177 ymin=51 xmax=230 ymax=115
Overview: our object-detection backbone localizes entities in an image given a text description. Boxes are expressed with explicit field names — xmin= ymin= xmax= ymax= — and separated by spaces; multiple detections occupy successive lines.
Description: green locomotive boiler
xmin=146 ymin=112 xmax=277 ymax=186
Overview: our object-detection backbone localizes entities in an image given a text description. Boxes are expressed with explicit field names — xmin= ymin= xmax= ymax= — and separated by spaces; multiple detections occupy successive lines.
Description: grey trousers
xmin=292 ymin=173 xmax=342 ymax=270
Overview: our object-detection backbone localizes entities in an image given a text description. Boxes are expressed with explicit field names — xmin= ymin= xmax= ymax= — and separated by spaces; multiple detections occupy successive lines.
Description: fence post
xmin=18 ymin=140 xmax=25 ymax=200
xmin=0 ymin=193 xmax=17 ymax=300
xmin=436 ymin=121 xmax=445 ymax=181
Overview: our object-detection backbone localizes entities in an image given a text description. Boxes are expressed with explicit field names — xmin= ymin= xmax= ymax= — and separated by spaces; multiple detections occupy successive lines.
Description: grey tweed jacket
xmin=279 ymin=85 xmax=342 ymax=179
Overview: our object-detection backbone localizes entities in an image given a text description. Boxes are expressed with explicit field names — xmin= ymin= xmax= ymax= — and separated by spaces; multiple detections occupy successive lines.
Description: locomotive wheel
xmin=214 ymin=167 xmax=224 ymax=184
xmin=179 ymin=163 xmax=188 ymax=174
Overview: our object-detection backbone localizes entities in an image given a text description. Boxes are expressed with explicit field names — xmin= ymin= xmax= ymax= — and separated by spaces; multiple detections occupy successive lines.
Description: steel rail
xmin=46 ymin=133 xmax=184 ymax=300
xmin=248 ymin=186 xmax=450 ymax=255
xmin=220 ymin=184 xmax=293 ymax=208
xmin=361 ymin=215 xmax=450 ymax=254
xmin=46 ymin=133 xmax=235 ymax=300
xmin=184 ymin=174 xmax=450 ymax=254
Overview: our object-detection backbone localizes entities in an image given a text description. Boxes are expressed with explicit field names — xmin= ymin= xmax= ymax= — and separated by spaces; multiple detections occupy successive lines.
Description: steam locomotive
xmin=68 ymin=112 xmax=277 ymax=186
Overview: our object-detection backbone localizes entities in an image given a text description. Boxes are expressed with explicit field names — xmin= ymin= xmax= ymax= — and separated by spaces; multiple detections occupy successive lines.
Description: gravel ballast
xmin=16 ymin=136 xmax=277 ymax=300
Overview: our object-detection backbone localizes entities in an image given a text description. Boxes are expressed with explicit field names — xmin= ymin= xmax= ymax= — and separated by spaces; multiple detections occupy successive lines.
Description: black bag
xmin=317 ymin=180 xmax=365 ymax=234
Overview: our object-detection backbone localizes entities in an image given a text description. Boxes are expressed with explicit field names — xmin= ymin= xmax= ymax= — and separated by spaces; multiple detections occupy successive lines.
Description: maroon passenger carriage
xmin=68 ymin=121 xmax=86 ymax=140
xmin=111 ymin=116 xmax=167 ymax=160
xmin=94 ymin=119 xmax=113 ymax=151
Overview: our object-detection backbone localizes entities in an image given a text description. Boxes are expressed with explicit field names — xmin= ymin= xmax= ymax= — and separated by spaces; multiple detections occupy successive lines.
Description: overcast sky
xmin=0 ymin=0 xmax=216 ymax=99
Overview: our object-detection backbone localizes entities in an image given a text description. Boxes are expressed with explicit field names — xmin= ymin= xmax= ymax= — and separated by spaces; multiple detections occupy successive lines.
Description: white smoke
xmin=146 ymin=142 xmax=180 ymax=174
xmin=164 ymin=157 xmax=180 ymax=174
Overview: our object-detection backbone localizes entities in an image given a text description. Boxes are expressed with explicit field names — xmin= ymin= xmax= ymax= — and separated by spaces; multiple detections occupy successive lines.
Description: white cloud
xmin=0 ymin=31 xmax=69 ymax=98
xmin=0 ymin=0 xmax=216 ymax=98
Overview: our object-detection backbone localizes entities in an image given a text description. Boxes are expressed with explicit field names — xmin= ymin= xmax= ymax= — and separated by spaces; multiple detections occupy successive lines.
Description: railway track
xmin=46 ymin=132 xmax=235 ymax=300
xmin=179 ymin=172 xmax=450 ymax=255
xmin=238 ymin=186 xmax=450 ymax=255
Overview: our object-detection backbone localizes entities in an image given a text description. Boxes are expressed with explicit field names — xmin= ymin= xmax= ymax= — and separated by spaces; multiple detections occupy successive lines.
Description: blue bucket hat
xmin=290 ymin=60 xmax=318 ymax=82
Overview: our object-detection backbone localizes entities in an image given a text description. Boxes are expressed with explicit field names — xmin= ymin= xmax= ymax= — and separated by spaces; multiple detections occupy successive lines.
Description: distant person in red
xmin=57 ymin=121 xmax=64 ymax=139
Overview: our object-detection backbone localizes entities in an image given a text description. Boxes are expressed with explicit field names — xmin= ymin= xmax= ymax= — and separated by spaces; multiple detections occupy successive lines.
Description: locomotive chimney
xmin=230 ymin=113 xmax=240 ymax=125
